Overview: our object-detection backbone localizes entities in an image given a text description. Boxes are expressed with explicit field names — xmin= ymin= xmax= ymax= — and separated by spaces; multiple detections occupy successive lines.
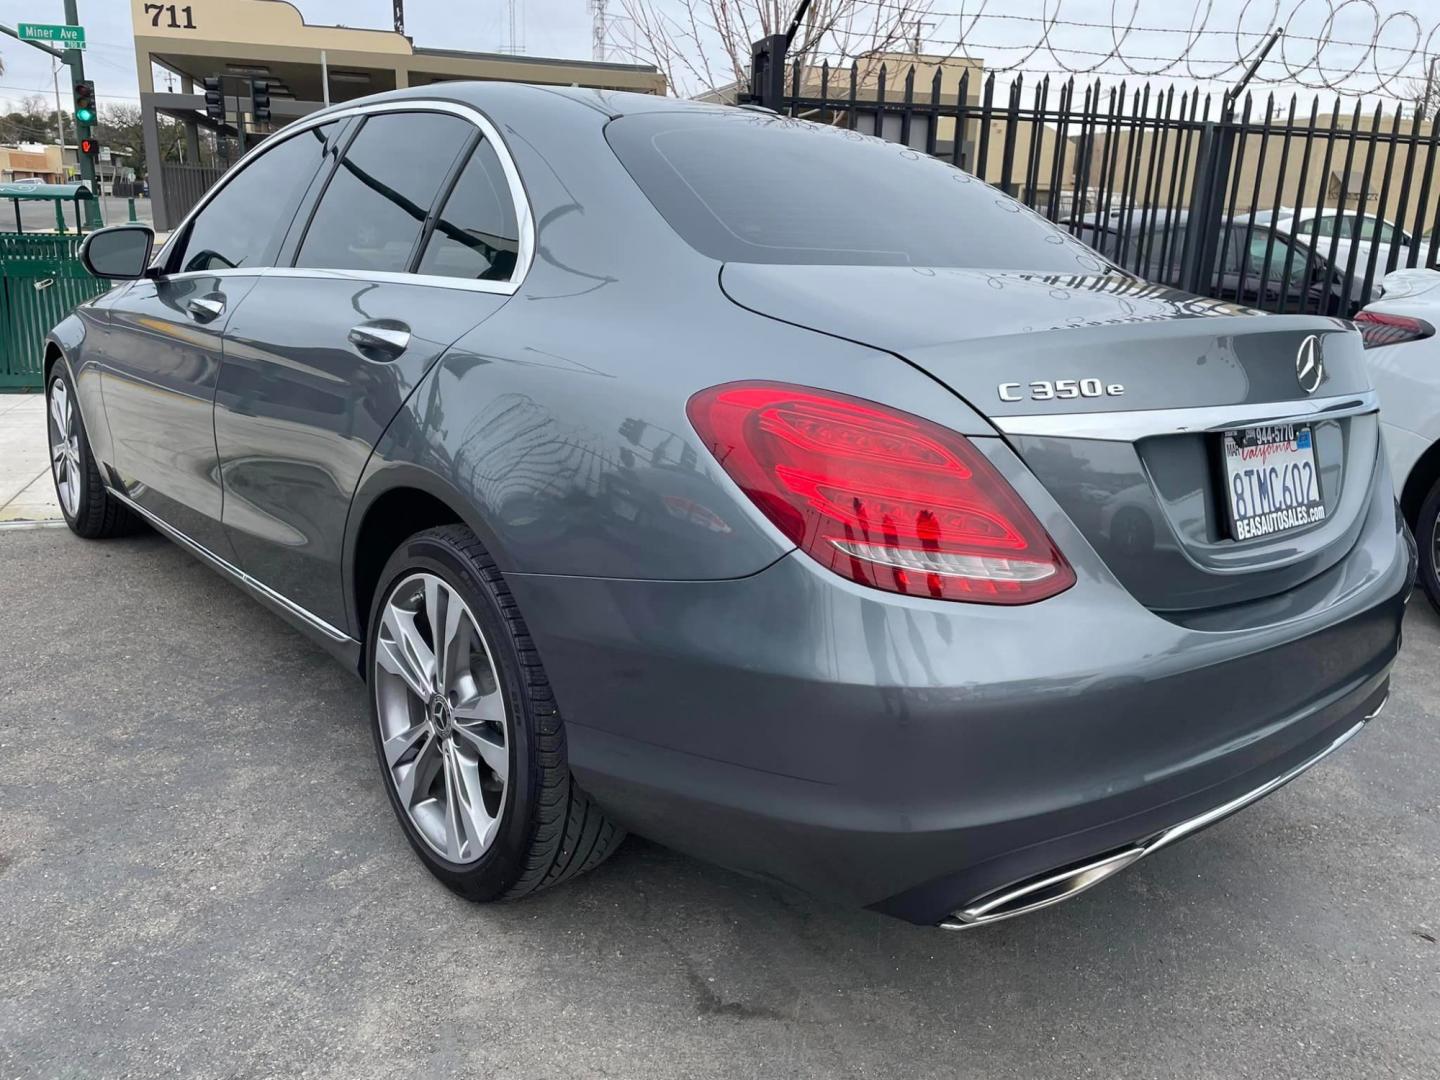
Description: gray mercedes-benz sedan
xmin=46 ymin=83 xmax=1413 ymax=928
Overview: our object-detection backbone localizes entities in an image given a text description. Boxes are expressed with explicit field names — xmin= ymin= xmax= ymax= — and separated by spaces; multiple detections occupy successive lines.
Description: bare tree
xmin=0 ymin=95 xmax=62 ymax=144
xmin=614 ymin=0 xmax=941 ymax=98
xmin=1409 ymin=61 xmax=1440 ymax=120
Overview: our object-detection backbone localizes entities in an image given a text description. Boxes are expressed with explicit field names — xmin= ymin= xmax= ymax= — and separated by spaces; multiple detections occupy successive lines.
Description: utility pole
xmin=63 ymin=0 xmax=103 ymax=227
xmin=52 ymin=61 xmax=68 ymax=169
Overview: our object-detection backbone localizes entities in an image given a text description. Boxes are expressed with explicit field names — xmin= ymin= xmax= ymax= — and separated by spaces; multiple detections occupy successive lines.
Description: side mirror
xmin=79 ymin=224 xmax=155 ymax=280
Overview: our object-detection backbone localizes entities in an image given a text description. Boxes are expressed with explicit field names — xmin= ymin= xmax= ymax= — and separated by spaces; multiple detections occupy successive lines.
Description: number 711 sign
xmin=143 ymin=4 xmax=197 ymax=29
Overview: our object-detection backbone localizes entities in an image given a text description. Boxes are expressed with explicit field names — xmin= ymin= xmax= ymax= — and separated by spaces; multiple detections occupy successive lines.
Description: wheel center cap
xmin=428 ymin=694 xmax=453 ymax=736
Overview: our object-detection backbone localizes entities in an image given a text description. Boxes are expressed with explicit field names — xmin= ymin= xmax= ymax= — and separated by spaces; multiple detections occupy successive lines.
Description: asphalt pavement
xmin=7 ymin=194 xmax=153 ymax=235
xmin=0 ymin=526 xmax=1437 ymax=1079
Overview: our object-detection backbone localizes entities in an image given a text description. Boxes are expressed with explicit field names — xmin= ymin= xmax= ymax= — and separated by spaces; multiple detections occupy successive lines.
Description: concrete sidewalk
xmin=0 ymin=394 xmax=61 ymax=525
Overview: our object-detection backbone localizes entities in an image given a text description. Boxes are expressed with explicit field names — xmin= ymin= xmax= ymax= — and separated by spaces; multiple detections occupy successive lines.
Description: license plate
xmin=1221 ymin=423 xmax=1326 ymax=541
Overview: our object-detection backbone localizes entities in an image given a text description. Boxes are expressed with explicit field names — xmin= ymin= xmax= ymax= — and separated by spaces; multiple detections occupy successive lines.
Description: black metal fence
xmin=159 ymin=162 xmax=227 ymax=224
xmin=746 ymin=55 xmax=1440 ymax=315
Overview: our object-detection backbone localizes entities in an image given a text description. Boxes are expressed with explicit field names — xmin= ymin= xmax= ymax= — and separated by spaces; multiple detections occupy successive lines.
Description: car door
xmin=100 ymin=121 xmax=343 ymax=553
xmin=214 ymin=105 xmax=525 ymax=630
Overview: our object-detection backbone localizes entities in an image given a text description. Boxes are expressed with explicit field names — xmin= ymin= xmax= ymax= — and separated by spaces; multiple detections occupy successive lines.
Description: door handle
xmin=348 ymin=322 xmax=411 ymax=361
xmin=187 ymin=296 xmax=225 ymax=321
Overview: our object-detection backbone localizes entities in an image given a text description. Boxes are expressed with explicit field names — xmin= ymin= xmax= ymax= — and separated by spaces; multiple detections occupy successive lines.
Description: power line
xmin=0 ymin=84 xmax=139 ymax=103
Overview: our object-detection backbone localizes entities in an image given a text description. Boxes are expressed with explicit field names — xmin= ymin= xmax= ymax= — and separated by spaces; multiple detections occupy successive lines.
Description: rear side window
xmin=296 ymin=112 xmax=471 ymax=273
xmin=175 ymin=122 xmax=336 ymax=273
xmin=417 ymin=138 xmax=520 ymax=281
xmin=606 ymin=112 xmax=1109 ymax=272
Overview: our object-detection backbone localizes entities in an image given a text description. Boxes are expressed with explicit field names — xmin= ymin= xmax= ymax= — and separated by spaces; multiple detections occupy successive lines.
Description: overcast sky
xmin=0 ymin=0 xmax=1433 ymax=112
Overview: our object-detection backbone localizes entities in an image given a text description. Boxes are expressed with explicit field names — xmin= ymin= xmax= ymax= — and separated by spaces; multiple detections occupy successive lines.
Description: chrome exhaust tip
xmin=940 ymin=847 xmax=1146 ymax=930
xmin=941 ymin=712 xmax=1377 ymax=931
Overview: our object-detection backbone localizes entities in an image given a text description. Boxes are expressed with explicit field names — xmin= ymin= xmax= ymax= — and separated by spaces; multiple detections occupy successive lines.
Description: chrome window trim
xmin=992 ymin=391 xmax=1378 ymax=441
xmin=259 ymin=266 xmax=516 ymax=295
xmin=155 ymin=98 xmax=534 ymax=296
xmin=107 ymin=487 xmax=356 ymax=646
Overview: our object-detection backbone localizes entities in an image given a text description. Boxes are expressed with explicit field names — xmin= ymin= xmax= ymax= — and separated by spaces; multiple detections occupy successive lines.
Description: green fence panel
xmin=0 ymin=233 xmax=110 ymax=391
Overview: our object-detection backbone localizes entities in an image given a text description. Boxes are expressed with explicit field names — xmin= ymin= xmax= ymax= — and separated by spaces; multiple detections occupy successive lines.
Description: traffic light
xmin=78 ymin=136 xmax=99 ymax=160
xmin=203 ymin=76 xmax=224 ymax=123
xmin=73 ymin=82 xmax=96 ymax=126
xmin=250 ymin=78 xmax=271 ymax=124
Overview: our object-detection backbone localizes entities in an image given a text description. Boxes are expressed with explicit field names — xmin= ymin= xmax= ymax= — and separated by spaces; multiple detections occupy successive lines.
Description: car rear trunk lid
xmin=721 ymin=265 xmax=1379 ymax=613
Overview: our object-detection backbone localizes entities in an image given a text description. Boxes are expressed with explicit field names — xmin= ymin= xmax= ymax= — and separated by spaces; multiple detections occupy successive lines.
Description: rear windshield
xmin=606 ymin=111 xmax=1111 ymax=272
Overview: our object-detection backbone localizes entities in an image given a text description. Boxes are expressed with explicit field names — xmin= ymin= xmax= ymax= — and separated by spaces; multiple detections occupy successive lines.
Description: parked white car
xmin=1358 ymin=268 xmax=1440 ymax=606
xmin=1285 ymin=210 xmax=1436 ymax=281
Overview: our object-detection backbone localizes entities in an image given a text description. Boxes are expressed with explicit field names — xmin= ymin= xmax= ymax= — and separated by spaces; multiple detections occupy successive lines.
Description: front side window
xmin=174 ymin=122 xmax=337 ymax=273
xmin=416 ymin=138 xmax=520 ymax=281
xmin=607 ymin=112 xmax=1111 ymax=272
xmin=296 ymin=112 xmax=472 ymax=273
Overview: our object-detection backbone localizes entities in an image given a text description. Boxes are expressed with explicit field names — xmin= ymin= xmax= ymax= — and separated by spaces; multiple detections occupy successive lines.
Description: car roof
xmin=532 ymin=84 xmax=737 ymax=117
xmin=321 ymin=80 xmax=737 ymax=125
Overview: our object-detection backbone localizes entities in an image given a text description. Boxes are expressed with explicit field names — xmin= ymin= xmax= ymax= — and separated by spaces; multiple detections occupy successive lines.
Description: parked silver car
xmin=47 ymin=84 xmax=1412 ymax=928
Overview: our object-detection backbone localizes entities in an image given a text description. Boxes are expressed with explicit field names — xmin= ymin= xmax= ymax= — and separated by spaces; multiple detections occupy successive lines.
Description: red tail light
xmin=687 ymin=382 xmax=1076 ymax=604
xmin=1353 ymin=310 xmax=1435 ymax=349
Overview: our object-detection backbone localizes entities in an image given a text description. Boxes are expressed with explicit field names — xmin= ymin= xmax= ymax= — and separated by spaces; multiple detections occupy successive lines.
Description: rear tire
xmin=1415 ymin=477 xmax=1440 ymax=615
xmin=366 ymin=524 xmax=624 ymax=901
xmin=46 ymin=365 xmax=138 ymax=539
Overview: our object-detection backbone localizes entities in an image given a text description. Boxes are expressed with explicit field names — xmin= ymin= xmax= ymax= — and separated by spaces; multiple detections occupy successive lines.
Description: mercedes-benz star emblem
xmin=1296 ymin=335 xmax=1324 ymax=395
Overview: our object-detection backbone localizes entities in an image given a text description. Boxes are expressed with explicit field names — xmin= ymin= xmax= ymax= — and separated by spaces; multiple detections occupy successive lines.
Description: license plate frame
xmin=1220 ymin=423 xmax=1326 ymax=542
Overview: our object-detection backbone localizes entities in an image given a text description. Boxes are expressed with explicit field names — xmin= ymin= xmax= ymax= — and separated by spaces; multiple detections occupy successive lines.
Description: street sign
xmin=17 ymin=22 xmax=86 ymax=50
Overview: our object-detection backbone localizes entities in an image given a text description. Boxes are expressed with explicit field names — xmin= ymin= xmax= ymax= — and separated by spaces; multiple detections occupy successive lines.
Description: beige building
xmin=0 ymin=144 xmax=65 ymax=184
xmin=1079 ymin=111 xmax=1439 ymax=228
xmin=133 ymin=0 xmax=666 ymax=227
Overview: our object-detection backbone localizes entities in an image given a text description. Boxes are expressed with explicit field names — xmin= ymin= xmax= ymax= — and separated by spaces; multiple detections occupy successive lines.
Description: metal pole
xmin=1225 ymin=27 xmax=1283 ymax=114
xmin=62 ymin=0 xmax=103 ymax=228
xmin=52 ymin=62 xmax=68 ymax=178
xmin=0 ymin=23 xmax=64 ymax=58
xmin=321 ymin=50 xmax=331 ymax=106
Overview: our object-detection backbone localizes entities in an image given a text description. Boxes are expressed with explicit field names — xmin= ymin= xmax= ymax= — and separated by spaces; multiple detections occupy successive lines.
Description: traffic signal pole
xmin=63 ymin=0 xmax=103 ymax=227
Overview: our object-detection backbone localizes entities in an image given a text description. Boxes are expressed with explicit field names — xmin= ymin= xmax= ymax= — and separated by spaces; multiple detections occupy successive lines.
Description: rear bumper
xmin=940 ymin=693 xmax=1384 ymax=928
xmin=506 ymin=462 xmax=1414 ymax=926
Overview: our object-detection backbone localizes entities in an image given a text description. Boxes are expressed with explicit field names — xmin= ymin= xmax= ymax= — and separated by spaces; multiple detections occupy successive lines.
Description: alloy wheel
xmin=48 ymin=377 xmax=81 ymax=519
xmin=1432 ymin=514 xmax=1440 ymax=595
xmin=373 ymin=572 xmax=509 ymax=864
